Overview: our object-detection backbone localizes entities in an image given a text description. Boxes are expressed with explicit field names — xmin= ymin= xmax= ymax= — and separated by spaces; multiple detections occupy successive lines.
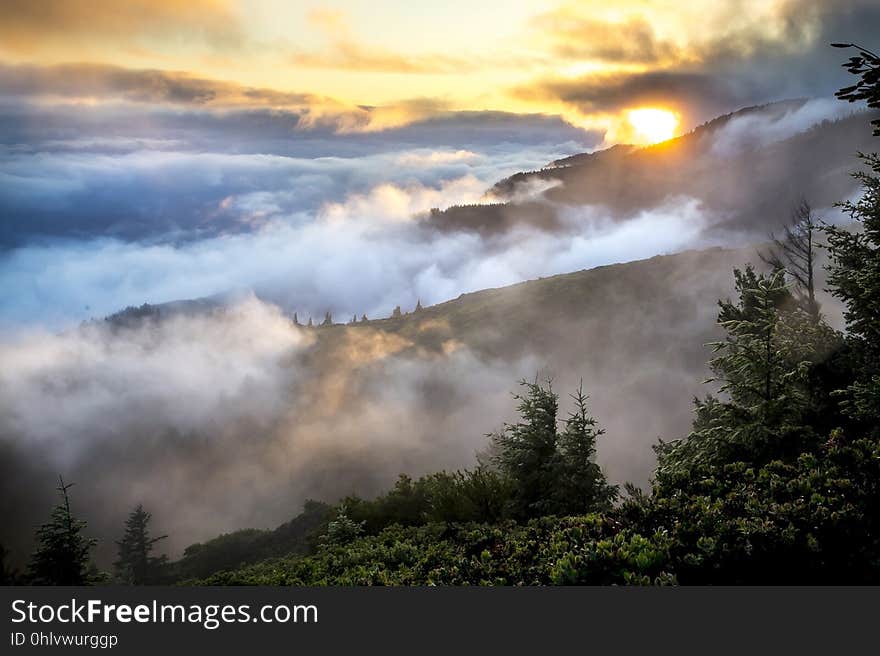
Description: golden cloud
xmin=530 ymin=8 xmax=682 ymax=65
xmin=0 ymin=61 xmax=467 ymax=134
xmin=0 ymin=0 xmax=241 ymax=54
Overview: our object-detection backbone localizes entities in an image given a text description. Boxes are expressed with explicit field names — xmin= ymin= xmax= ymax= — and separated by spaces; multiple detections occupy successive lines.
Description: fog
xmin=0 ymin=192 xmax=714 ymax=329
xmin=0 ymin=296 xmax=543 ymax=561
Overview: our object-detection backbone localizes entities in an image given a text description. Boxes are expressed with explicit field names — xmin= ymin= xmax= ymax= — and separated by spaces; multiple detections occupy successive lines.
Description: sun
xmin=626 ymin=108 xmax=679 ymax=144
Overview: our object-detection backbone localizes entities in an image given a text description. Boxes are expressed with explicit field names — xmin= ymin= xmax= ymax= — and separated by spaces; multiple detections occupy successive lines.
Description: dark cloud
xmin=0 ymin=62 xmax=325 ymax=108
xmin=514 ymin=70 xmax=741 ymax=125
xmin=514 ymin=0 xmax=880 ymax=128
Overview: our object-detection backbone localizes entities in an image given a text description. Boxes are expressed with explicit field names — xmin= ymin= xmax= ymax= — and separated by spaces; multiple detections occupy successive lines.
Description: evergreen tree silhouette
xmin=114 ymin=505 xmax=168 ymax=585
xmin=28 ymin=476 xmax=97 ymax=585
xmin=760 ymin=199 xmax=822 ymax=318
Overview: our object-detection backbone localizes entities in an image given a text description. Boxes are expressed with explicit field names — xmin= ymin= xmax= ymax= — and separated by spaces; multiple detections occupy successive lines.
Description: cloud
xmin=0 ymin=62 xmax=466 ymax=134
xmin=0 ymin=296 xmax=543 ymax=560
xmin=0 ymin=62 xmax=331 ymax=109
xmin=0 ymin=96 xmax=598 ymax=248
xmin=707 ymin=97 xmax=858 ymax=156
xmin=0 ymin=61 xmax=609 ymax=139
xmin=512 ymin=0 xmax=880 ymax=135
xmin=514 ymin=70 xmax=738 ymax=127
xmin=0 ymin=187 xmax=716 ymax=330
xmin=0 ymin=0 xmax=241 ymax=55
xmin=530 ymin=9 xmax=681 ymax=64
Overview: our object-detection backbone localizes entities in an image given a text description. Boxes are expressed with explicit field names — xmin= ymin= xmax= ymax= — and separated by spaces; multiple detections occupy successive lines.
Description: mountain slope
xmin=425 ymin=102 xmax=878 ymax=237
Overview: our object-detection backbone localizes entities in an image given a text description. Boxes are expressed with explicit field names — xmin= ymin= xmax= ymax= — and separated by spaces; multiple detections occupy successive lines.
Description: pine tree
xmin=491 ymin=379 xmax=560 ymax=517
xmin=114 ymin=505 xmax=168 ymax=585
xmin=824 ymin=153 xmax=880 ymax=425
xmin=555 ymin=382 xmax=617 ymax=513
xmin=415 ymin=299 xmax=423 ymax=312
xmin=321 ymin=311 xmax=333 ymax=326
xmin=760 ymin=199 xmax=821 ymax=318
xmin=292 ymin=312 xmax=300 ymax=326
xmin=657 ymin=267 xmax=832 ymax=479
xmin=833 ymin=42 xmax=880 ymax=135
xmin=28 ymin=476 xmax=97 ymax=585
xmin=320 ymin=505 xmax=364 ymax=547
xmin=361 ymin=314 xmax=368 ymax=322
xmin=823 ymin=45 xmax=880 ymax=426
xmin=392 ymin=305 xmax=402 ymax=318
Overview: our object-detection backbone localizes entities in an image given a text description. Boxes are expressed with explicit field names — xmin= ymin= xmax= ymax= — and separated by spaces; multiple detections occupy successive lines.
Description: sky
xmin=2 ymin=0 xmax=878 ymax=140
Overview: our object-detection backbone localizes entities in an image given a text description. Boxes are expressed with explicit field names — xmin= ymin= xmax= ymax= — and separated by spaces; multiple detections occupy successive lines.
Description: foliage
xmin=823 ymin=153 xmax=880 ymax=428
xmin=196 ymin=435 xmax=880 ymax=586
xmin=834 ymin=42 xmax=880 ymax=135
xmin=28 ymin=477 xmax=98 ymax=585
xmin=490 ymin=379 xmax=616 ymax=518
xmin=490 ymin=379 xmax=561 ymax=517
xmin=171 ymin=500 xmax=333 ymax=581
xmin=114 ymin=505 xmax=168 ymax=584
xmin=320 ymin=505 xmax=365 ymax=547
xmin=655 ymin=267 xmax=837 ymax=481
xmin=344 ymin=467 xmax=513 ymax=532
xmin=760 ymin=199 xmax=822 ymax=317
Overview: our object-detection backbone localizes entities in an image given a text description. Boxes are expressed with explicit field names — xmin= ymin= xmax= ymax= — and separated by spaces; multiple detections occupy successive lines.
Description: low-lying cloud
xmin=0 ymin=297 xmax=543 ymax=561
xmin=708 ymin=98 xmax=858 ymax=156
xmin=0 ymin=191 xmax=716 ymax=329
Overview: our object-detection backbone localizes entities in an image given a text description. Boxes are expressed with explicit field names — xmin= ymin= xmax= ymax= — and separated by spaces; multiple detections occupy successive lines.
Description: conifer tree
xmin=823 ymin=42 xmax=880 ymax=426
xmin=415 ymin=299 xmax=423 ymax=312
xmin=322 ymin=311 xmax=333 ymax=326
xmin=392 ymin=305 xmax=402 ymax=318
xmin=361 ymin=314 xmax=368 ymax=322
xmin=823 ymin=154 xmax=880 ymax=425
xmin=555 ymin=382 xmax=617 ymax=513
xmin=656 ymin=267 xmax=832 ymax=479
xmin=114 ymin=505 xmax=168 ymax=585
xmin=491 ymin=379 xmax=560 ymax=517
xmin=28 ymin=476 xmax=97 ymax=585
xmin=320 ymin=505 xmax=364 ymax=547
xmin=760 ymin=199 xmax=822 ymax=318
xmin=292 ymin=312 xmax=300 ymax=326
xmin=834 ymin=42 xmax=880 ymax=134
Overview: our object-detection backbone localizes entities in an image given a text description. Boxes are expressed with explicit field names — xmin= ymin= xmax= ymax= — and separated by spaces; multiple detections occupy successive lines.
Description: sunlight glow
xmin=626 ymin=108 xmax=679 ymax=144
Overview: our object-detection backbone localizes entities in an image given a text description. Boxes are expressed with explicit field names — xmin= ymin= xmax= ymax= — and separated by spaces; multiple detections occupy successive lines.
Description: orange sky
xmin=0 ymin=0 xmax=838 ymax=144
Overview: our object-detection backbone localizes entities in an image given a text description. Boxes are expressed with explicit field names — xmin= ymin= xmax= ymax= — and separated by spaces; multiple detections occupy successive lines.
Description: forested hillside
xmin=429 ymin=102 xmax=879 ymax=237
